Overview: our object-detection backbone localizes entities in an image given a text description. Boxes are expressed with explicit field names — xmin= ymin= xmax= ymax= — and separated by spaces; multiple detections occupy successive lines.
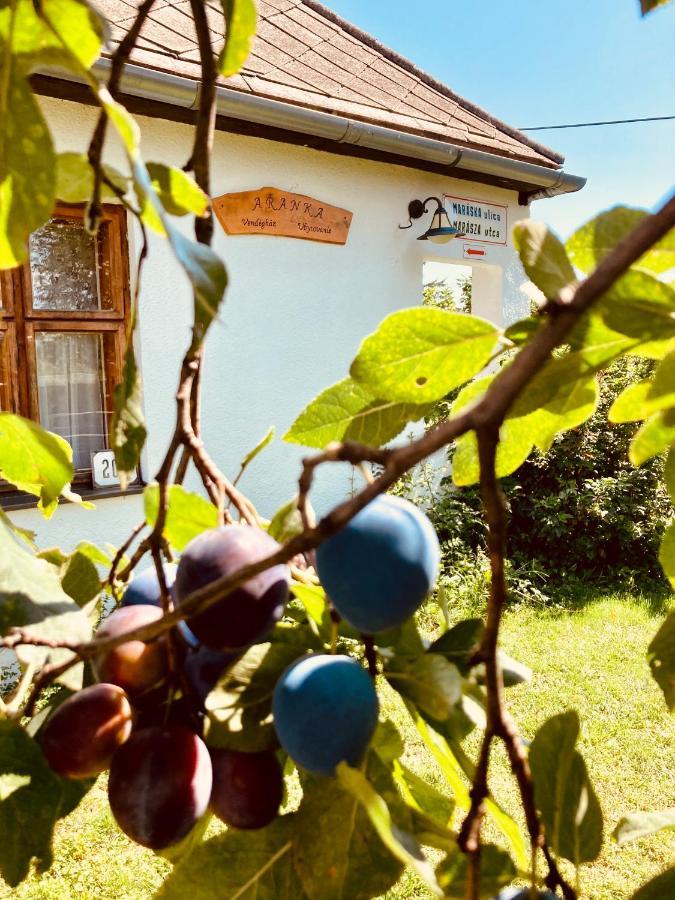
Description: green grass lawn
xmin=2 ymin=589 xmax=673 ymax=900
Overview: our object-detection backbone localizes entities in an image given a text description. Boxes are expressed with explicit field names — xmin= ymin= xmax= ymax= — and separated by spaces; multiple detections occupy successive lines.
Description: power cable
xmin=520 ymin=114 xmax=675 ymax=131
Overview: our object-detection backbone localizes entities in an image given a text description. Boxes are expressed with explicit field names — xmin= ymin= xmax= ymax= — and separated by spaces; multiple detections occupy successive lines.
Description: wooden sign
xmin=212 ymin=187 xmax=352 ymax=245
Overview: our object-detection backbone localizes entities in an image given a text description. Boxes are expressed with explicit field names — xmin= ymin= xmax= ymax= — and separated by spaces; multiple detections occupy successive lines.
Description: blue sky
xmin=327 ymin=0 xmax=675 ymax=239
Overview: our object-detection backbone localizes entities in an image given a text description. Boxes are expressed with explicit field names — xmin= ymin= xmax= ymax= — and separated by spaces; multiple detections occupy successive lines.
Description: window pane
xmin=35 ymin=332 xmax=107 ymax=470
xmin=29 ymin=219 xmax=108 ymax=311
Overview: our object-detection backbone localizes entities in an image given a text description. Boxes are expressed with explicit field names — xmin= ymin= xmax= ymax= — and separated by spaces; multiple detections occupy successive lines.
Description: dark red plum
xmin=95 ymin=605 xmax=168 ymax=697
xmin=108 ymin=726 xmax=212 ymax=849
xmin=41 ymin=684 xmax=132 ymax=779
xmin=209 ymin=748 xmax=283 ymax=830
xmin=174 ymin=526 xmax=289 ymax=651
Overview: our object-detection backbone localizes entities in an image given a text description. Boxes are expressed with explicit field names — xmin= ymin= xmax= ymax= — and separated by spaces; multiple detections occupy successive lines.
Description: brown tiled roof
xmin=98 ymin=0 xmax=563 ymax=168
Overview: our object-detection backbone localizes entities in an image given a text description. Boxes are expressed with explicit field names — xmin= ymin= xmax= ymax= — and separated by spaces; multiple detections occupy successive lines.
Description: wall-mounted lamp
xmin=399 ymin=196 xmax=465 ymax=244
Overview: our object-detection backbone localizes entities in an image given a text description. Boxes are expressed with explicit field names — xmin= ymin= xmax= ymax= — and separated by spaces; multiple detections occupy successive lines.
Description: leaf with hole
xmin=350 ymin=308 xmax=500 ymax=404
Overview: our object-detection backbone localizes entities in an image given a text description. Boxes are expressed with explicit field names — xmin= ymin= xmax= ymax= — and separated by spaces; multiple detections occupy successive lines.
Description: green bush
xmin=398 ymin=355 xmax=671 ymax=590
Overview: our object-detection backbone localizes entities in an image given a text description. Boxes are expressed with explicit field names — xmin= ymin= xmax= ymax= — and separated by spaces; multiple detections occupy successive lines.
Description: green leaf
xmin=0 ymin=68 xmax=55 ymax=269
xmin=428 ymin=618 xmax=484 ymax=674
xmin=504 ymin=316 xmax=540 ymax=345
xmin=406 ymin=703 xmax=528 ymax=870
xmin=512 ymin=220 xmax=576 ymax=299
xmin=390 ymin=759 xmax=454 ymax=827
xmin=144 ymin=483 xmax=217 ymax=552
xmin=205 ymin=638 xmax=307 ymax=751
xmin=350 ymin=308 xmax=500 ymax=404
xmin=95 ymin=87 xmax=227 ymax=347
xmin=0 ymin=720 xmax=66 ymax=886
xmin=146 ymin=162 xmax=208 ymax=218
xmin=386 ymin=654 xmax=461 ymax=721
xmin=529 ymin=710 xmax=603 ymax=864
xmin=608 ymin=380 xmax=652 ymax=423
xmin=240 ymin=425 xmax=275 ymax=470
xmin=0 ymin=519 xmax=91 ymax=690
xmin=157 ymin=815 xmax=303 ymax=899
xmin=613 ymin=808 xmax=675 ymax=845
xmin=0 ymin=0 xmax=103 ymax=74
xmin=646 ymin=609 xmax=675 ymax=709
xmin=289 ymin=583 xmax=329 ymax=640
xmin=55 ymin=152 xmax=128 ymax=203
xmin=437 ymin=843 xmax=516 ymax=898
xmin=293 ymin=773 xmax=403 ymax=900
xmin=284 ymin=377 xmax=428 ymax=449
xmin=666 ymin=449 xmax=675 ymax=504
xmin=527 ymin=375 xmax=600 ymax=453
xmin=268 ymin=496 xmax=305 ymax=544
xmin=0 ymin=413 xmax=73 ymax=517
xmin=595 ymin=272 xmax=675 ymax=342
xmin=629 ymin=409 xmax=675 ymax=465
xmin=60 ymin=549 xmax=102 ymax=607
xmin=110 ymin=334 xmax=146 ymax=488
xmin=219 ymin=0 xmax=257 ymax=77
xmin=567 ymin=205 xmax=675 ymax=275
xmin=632 ymin=867 xmax=675 ymax=899
xmin=336 ymin=763 xmax=443 ymax=896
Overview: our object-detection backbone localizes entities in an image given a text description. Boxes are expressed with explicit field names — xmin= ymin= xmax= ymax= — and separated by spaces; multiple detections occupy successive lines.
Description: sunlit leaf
xmin=284 ymin=377 xmax=428 ymax=448
xmin=437 ymin=842 xmax=516 ymax=898
xmin=350 ymin=308 xmax=500 ymax=404
xmin=609 ymin=380 xmax=652 ymax=423
xmin=386 ymin=654 xmax=462 ymax=721
xmin=240 ymin=425 xmax=275 ymax=470
xmin=566 ymin=205 xmax=675 ymax=275
xmin=56 ymin=152 xmax=128 ymax=203
xmin=529 ymin=710 xmax=603 ymax=864
xmin=144 ymin=483 xmax=218 ymax=552
xmin=219 ymin=0 xmax=257 ymax=77
xmin=0 ymin=414 xmax=73 ymax=517
xmin=512 ymin=220 xmax=576 ymax=299
xmin=613 ymin=808 xmax=675 ymax=845
xmin=336 ymin=763 xmax=443 ymax=896
xmin=629 ymin=409 xmax=675 ymax=465
xmin=146 ymin=162 xmax=208 ymax=218
xmin=0 ymin=69 xmax=55 ymax=268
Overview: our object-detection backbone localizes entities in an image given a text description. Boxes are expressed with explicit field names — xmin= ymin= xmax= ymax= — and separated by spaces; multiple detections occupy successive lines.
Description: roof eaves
xmin=301 ymin=0 xmax=564 ymax=166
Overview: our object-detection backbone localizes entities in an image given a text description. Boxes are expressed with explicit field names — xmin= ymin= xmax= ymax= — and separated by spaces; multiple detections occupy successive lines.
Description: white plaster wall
xmin=10 ymin=96 xmax=530 ymax=550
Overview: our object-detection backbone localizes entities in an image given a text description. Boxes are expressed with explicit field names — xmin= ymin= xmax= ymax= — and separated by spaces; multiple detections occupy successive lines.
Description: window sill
xmin=0 ymin=482 xmax=145 ymax=512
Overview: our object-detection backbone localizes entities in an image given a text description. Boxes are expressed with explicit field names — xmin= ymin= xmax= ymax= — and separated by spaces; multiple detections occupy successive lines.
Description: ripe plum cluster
xmin=38 ymin=497 xmax=440 ymax=849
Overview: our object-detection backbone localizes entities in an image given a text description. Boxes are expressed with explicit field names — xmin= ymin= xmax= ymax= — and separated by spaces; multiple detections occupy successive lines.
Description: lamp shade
xmin=417 ymin=205 xmax=462 ymax=243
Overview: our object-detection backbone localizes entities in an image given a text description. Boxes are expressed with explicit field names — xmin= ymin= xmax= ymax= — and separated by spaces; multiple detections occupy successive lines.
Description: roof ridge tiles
xmin=301 ymin=0 xmax=563 ymax=165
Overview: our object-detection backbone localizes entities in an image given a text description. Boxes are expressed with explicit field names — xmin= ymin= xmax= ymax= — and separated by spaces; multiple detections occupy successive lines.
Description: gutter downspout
xmin=42 ymin=59 xmax=586 ymax=202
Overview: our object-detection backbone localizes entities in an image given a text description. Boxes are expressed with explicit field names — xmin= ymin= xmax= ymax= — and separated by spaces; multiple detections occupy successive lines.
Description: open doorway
xmin=422 ymin=260 xmax=472 ymax=314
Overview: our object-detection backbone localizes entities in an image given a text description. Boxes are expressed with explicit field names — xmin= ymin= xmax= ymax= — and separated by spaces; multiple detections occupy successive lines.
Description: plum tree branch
xmin=8 ymin=192 xmax=675 ymax=663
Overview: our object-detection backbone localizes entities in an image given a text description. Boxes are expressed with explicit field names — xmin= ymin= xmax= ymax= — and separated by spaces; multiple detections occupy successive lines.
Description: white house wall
xmin=11 ymin=95 xmax=531 ymax=550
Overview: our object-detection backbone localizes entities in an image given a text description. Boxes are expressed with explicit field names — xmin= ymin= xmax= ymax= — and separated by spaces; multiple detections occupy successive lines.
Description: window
xmin=0 ymin=203 xmax=130 ymax=488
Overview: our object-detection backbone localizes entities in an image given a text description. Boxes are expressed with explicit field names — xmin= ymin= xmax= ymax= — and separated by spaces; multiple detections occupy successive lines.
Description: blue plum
xmin=120 ymin=563 xmax=177 ymax=608
xmin=174 ymin=526 xmax=289 ymax=651
xmin=315 ymin=495 xmax=440 ymax=633
xmin=108 ymin=725 xmax=212 ymax=849
xmin=272 ymin=654 xmax=378 ymax=776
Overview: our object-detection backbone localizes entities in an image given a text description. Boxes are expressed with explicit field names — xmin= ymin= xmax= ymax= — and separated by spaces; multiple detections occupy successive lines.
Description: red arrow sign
xmin=465 ymin=248 xmax=485 ymax=256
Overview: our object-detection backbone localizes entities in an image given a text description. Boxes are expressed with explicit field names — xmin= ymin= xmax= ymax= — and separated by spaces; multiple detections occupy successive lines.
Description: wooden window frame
xmin=0 ymin=202 xmax=132 ymax=491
